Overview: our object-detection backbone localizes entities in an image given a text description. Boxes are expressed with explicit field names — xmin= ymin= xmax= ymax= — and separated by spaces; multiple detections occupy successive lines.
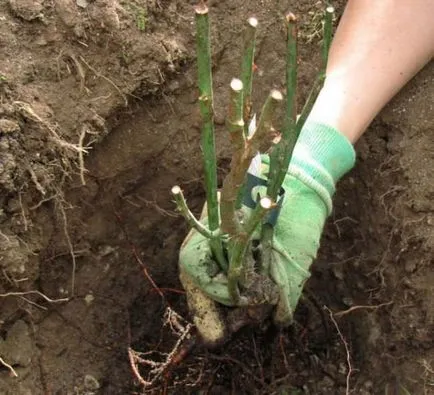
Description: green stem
xmin=194 ymin=4 xmax=226 ymax=269
xmin=249 ymin=89 xmax=283 ymax=153
xmin=228 ymin=197 xmax=273 ymax=303
xmin=260 ymin=14 xmax=298 ymax=274
xmin=259 ymin=223 xmax=274 ymax=274
xmin=296 ymin=6 xmax=334 ymax=135
xmin=171 ymin=186 xmax=220 ymax=239
xmin=261 ymin=8 xmax=334 ymax=274
xmin=244 ymin=196 xmax=274 ymax=237
xmin=220 ymin=89 xmax=282 ymax=236
xmin=220 ymin=79 xmax=245 ymax=235
xmin=266 ymin=13 xmax=298 ymax=201
xmin=295 ymin=75 xmax=322 ymax=134
xmin=227 ymin=78 xmax=245 ymax=148
xmin=322 ymin=6 xmax=334 ymax=75
xmin=240 ymin=17 xmax=258 ymax=136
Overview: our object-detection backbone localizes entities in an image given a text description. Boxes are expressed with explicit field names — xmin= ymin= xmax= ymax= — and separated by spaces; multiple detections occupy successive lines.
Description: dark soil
xmin=0 ymin=1 xmax=432 ymax=394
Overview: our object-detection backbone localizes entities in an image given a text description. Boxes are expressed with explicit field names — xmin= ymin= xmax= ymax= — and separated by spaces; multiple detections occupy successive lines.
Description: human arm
xmin=309 ymin=0 xmax=434 ymax=143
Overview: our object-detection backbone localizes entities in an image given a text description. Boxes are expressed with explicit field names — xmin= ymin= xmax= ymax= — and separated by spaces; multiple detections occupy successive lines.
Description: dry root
xmin=128 ymin=307 xmax=193 ymax=389
xmin=13 ymin=101 xmax=88 ymax=154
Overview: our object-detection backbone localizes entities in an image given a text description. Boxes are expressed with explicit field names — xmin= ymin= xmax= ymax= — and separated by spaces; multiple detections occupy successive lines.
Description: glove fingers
xmin=180 ymin=269 xmax=227 ymax=346
xmin=269 ymin=257 xmax=293 ymax=325
xmin=180 ymin=230 xmax=235 ymax=306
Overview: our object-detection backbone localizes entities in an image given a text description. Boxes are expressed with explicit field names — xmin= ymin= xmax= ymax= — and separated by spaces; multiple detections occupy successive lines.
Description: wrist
xmin=288 ymin=121 xmax=356 ymax=214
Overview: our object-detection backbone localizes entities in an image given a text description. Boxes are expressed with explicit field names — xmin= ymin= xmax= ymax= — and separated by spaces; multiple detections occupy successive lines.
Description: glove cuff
xmin=288 ymin=121 xmax=356 ymax=214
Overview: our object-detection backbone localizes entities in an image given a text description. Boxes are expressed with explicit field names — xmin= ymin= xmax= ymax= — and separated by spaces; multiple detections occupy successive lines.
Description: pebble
xmin=0 ymin=119 xmax=20 ymax=133
xmin=0 ymin=320 xmax=33 ymax=367
xmin=342 ymin=296 xmax=354 ymax=306
xmin=404 ymin=260 xmax=417 ymax=273
xmin=84 ymin=294 xmax=95 ymax=305
xmin=84 ymin=374 xmax=100 ymax=391
xmin=8 ymin=0 xmax=43 ymax=21
xmin=76 ymin=0 xmax=89 ymax=8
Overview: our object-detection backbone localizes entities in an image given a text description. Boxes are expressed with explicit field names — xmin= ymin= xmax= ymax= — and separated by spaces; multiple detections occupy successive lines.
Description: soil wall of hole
xmin=0 ymin=0 xmax=432 ymax=394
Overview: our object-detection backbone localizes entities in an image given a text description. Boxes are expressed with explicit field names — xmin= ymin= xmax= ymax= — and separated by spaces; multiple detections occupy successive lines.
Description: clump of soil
xmin=0 ymin=1 xmax=433 ymax=394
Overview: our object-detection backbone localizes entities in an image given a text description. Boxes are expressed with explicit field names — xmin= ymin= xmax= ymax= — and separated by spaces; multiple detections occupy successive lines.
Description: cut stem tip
xmin=247 ymin=17 xmax=258 ymax=28
xmin=194 ymin=3 xmax=208 ymax=15
xmin=259 ymin=196 xmax=273 ymax=210
xmin=285 ymin=12 xmax=297 ymax=23
xmin=171 ymin=185 xmax=181 ymax=195
xmin=270 ymin=89 xmax=283 ymax=101
xmin=230 ymin=78 xmax=244 ymax=92
xmin=326 ymin=6 xmax=335 ymax=14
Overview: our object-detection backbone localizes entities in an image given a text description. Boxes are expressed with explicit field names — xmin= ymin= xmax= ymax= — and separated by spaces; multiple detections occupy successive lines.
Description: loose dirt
xmin=0 ymin=1 xmax=432 ymax=394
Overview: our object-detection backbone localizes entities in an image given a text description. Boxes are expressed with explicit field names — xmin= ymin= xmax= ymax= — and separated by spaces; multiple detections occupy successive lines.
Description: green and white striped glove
xmin=268 ymin=121 xmax=355 ymax=324
xmin=179 ymin=121 xmax=355 ymax=341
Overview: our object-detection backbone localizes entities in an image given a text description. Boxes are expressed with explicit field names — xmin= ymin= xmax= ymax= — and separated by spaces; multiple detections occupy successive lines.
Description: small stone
xmin=98 ymin=245 xmax=116 ymax=257
xmin=35 ymin=37 xmax=48 ymax=46
xmin=84 ymin=294 xmax=94 ymax=305
xmin=335 ymin=251 xmax=346 ymax=260
xmin=76 ymin=0 xmax=88 ymax=8
xmin=332 ymin=265 xmax=344 ymax=280
xmin=6 ymin=197 xmax=21 ymax=213
xmin=318 ymin=375 xmax=335 ymax=388
xmin=214 ymin=112 xmax=225 ymax=125
xmin=0 ymin=119 xmax=20 ymax=133
xmin=84 ymin=374 xmax=100 ymax=391
xmin=8 ymin=0 xmax=43 ymax=21
xmin=404 ymin=260 xmax=417 ymax=273
xmin=338 ymin=362 xmax=348 ymax=375
xmin=342 ymin=297 xmax=354 ymax=306
xmin=0 ymin=320 xmax=33 ymax=367
xmin=363 ymin=380 xmax=373 ymax=390
xmin=167 ymin=80 xmax=180 ymax=93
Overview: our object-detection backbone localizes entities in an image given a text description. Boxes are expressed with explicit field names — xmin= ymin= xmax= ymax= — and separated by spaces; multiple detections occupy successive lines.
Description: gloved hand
xmin=179 ymin=121 xmax=355 ymax=344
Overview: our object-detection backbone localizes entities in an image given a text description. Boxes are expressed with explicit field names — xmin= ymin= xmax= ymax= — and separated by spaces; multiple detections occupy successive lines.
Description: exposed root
xmin=128 ymin=307 xmax=194 ymax=389
xmin=78 ymin=126 xmax=90 ymax=186
xmin=18 ymin=192 xmax=28 ymax=232
xmin=378 ymin=185 xmax=407 ymax=219
xmin=0 ymin=290 xmax=69 ymax=303
xmin=134 ymin=194 xmax=179 ymax=218
xmin=0 ymin=231 xmax=11 ymax=242
xmin=56 ymin=50 xmax=87 ymax=93
xmin=115 ymin=209 xmax=197 ymax=389
xmin=333 ymin=216 xmax=359 ymax=239
xmin=0 ymin=356 xmax=18 ymax=377
xmin=13 ymin=101 xmax=88 ymax=154
xmin=56 ymin=200 xmax=77 ymax=296
xmin=333 ymin=301 xmax=393 ymax=318
xmin=324 ymin=306 xmax=354 ymax=395
xmin=368 ymin=226 xmax=397 ymax=288
xmin=27 ymin=165 xmax=47 ymax=196
xmin=114 ymin=208 xmax=166 ymax=300
xmin=419 ymin=359 xmax=434 ymax=394
xmin=79 ymin=56 xmax=128 ymax=106
xmin=29 ymin=193 xmax=60 ymax=211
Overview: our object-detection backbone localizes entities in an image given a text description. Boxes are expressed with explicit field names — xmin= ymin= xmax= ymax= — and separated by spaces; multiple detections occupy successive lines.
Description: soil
xmin=0 ymin=0 xmax=432 ymax=394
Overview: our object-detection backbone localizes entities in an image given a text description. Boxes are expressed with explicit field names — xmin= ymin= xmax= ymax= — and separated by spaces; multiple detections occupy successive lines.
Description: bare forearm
xmin=308 ymin=0 xmax=434 ymax=143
